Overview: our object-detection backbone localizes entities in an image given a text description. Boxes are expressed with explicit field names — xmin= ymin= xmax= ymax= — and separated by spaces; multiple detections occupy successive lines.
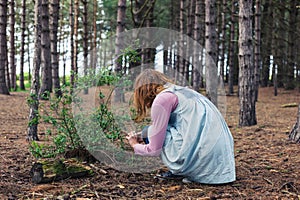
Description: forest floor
xmin=0 ymin=87 xmax=300 ymax=200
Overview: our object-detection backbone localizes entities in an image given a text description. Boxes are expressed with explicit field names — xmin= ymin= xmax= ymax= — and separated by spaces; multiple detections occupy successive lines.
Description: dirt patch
xmin=0 ymin=87 xmax=300 ymax=199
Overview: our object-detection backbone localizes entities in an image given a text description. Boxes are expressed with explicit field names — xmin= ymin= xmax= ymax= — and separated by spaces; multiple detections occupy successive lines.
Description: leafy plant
xmin=29 ymin=68 xmax=127 ymax=159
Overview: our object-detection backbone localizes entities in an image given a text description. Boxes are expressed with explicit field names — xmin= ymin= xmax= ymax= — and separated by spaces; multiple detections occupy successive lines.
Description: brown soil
xmin=0 ymin=87 xmax=300 ymax=200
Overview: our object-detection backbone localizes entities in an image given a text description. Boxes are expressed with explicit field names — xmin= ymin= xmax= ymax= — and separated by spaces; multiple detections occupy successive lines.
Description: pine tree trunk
xmin=219 ymin=0 xmax=227 ymax=83
xmin=254 ymin=0 xmax=261 ymax=101
xmin=50 ymin=0 xmax=61 ymax=97
xmin=260 ymin=0 xmax=272 ymax=87
xmin=39 ymin=0 xmax=52 ymax=99
xmin=27 ymin=0 xmax=42 ymax=141
xmin=277 ymin=2 xmax=288 ymax=88
xmin=186 ymin=0 xmax=194 ymax=84
xmin=205 ymin=0 xmax=218 ymax=106
xmin=192 ymin=0 xmax=201 ymax=91
xmin=115 ymin=0 xmax=126 ymax=71
xmin=73 ymin=0 xmax=79 ymax=85
xmin=19 ymin=0 xmax=26 ymax=90
xmin=228 ymin=0 xmax=236 ymax=95
xmin=289 ymin=104 xmax=300 ymax=143
xmin=0 ymin=0 xmax=9 ymax=95
xmin=238 ymin=0 xmax=257 ymax=126
xmin=178 ymin=0 xmax=185 ymax=85
xmin=69 ymin=0 xmax=75 ymax=88
xmin=82 ymin=0 xmax=88 ymax=94
xmin=90 ymin=0 xmax=98 ymax=71
xmin=114 ymin=0 xmax=126 ymax=103
xmin=286 ymin=0 xmax=297 ymax=90
xmin=9 ymin=0 xmax=16 ymax=91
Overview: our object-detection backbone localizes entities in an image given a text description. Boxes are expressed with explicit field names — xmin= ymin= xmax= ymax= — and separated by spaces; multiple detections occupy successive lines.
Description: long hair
xmin=133 ymin=69 xmax=173 ymax=121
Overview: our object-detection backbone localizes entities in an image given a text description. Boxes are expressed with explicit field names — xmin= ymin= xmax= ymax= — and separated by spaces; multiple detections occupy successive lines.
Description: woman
xmin=126 ymin=69 xmax=236 ymax=184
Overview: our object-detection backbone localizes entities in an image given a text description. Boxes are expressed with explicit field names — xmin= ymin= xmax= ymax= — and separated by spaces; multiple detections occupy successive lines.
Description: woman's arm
xmin=133 ymin=92 xmax=178 ymax=156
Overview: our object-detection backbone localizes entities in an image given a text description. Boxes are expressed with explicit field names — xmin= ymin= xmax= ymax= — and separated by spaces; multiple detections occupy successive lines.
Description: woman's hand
xmin=126 ymin=131 xmax=140 ymax=147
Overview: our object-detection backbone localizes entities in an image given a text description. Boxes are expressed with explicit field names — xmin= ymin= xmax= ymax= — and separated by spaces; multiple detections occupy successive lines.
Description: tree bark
xmin=289 ymin=104 xmax=300 ymax=143
xmin=218 ymin=0 xmax=227 ymax=83
xmin=50 ymin=0 xmax=61 ymax=97
xmin=73 ymin=0 xmax=79 ymax=87
xmin=28 ymin=0 xmax=42 ymax=141
xmin=69 ymin=0 xmax=74 ymax=89
xmin=192 ymin=0 xmax=201 ymax=91
xmin=0 ymin=0 xmax=9 ymax=95
xmin=228 ymin=0 xmax=236 ymax=95
xmin=19 ymin=0 xmax=26 ymax=90
xmin=205 ymin=0 xmax=218 ymax=106
xmin=260 ymin=0 xmax=272 ymax=87
xmin=254 ymin=0 xmax=261 ymax=101
xmin=9 ymin=0 xmax=16 ymax=91
xmin=178 ymin=0 xmax=185 ymax=85
xmin=90 ymin=0 xmax=98 ymax=71
xmin=39 ymin=0 xmax=52 ymax=99
xmin=286 ymin=0 xmax=297 ymax=90
xmin=82 ymin=0 xmax=88 ymax=94
xmin=115 ymin=0 xmax=126 ymax=72
xmin=114 ymin=0 xmax=126 ymax=103
xmin=238 ymin=0 xmax=257 ymax=126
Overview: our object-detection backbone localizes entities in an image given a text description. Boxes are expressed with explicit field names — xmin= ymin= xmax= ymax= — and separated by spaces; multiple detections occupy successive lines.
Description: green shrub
xmin=29 ymin=68 xmax=126 ymax=159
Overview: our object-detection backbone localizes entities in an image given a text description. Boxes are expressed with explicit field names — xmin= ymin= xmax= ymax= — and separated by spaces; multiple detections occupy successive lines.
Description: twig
xmin=263 ymin=177 xmax=274 ymax=185
xmin=0 ymin=154 xmax=13 ymax=163
xmin=233 ymin=186 xmax=244 ymax=198
xmin=279 ymin=182 xmax=299 ymax=193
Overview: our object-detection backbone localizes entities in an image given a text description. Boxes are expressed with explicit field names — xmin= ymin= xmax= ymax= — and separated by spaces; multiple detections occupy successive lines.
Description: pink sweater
xmin=133 ymin=92 xmax=178 ymax=156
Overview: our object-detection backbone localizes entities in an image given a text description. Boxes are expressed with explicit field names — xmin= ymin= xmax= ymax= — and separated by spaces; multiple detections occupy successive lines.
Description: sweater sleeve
xmin=133 ymin=92 xmax=178 ymax=156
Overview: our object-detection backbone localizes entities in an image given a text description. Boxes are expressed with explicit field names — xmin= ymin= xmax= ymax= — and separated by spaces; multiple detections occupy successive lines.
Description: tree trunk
xmin=178 ymin=0 xmax=185 ymax=85
xmin=254 ymin=0 xmax=261 ymax=101
xmin=90 ymin=0 xmax=98 ymax=71
xmin=192 ymin=0 xmax=201 ymax=91
xmin=69 ymin=0 xmax=75 ymax=89
xmin=19 ymin=0 xmax=26 ymax=90
xmin=82 ymin=0 xmax=88 ymax=94
xmin=9 ymin=0 xmax=16 ymax=91
xmin=289 ymin=104 xmax=300 ymax=143
xmin=27 ymin=0 xmax=42 ymax=141
xmin=50 ymin=0 xmax=61 ymax=97
xmin=218 ymin=0 xmax=227 ymax=83
xmin=115 ymin=0 xmax=126 ymax=71
xmin=114 ymin=0 xmax=126 ymax=103
xmin=59 ymin=0 xmax=66 ymax=86
xmin=73 ymin=0 xmax=79 ymax=87
xmin=205 ymin=0 xmax=218 ymax=106
xmin=27 ymin=27 xmax=32 ymax=82
xmin=286 ymin=0 xmax=297 ymax=90
xmin=39 ymin=0 xmax=52 ymax=99
xmin=186 ymin=0 xmax=194 ymax=84
xmin=260 ymin=0 xmax=272 ymax=87
xmin=0 ymin=0 xmax=9 ymax=95
xmin=238 ymin=0 xmax=257 ymax=126
xmin=228 ymin=0 xmax=236 ymax=95
xmin=276 ymin=2 xmax=288 ymax=88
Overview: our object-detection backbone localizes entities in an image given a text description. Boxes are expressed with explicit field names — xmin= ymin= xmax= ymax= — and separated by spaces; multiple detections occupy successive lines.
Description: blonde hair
xmin=133 ymin=69 xmax=173 ymax=121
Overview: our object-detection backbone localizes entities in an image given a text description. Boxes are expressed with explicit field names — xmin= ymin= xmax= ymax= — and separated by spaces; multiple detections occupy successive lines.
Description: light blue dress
xmin=160 ymin=84 xmax=236 ymax=184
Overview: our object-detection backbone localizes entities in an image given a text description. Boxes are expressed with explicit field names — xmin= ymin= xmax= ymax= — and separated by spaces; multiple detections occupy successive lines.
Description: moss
xmin=36 ymin=158 xmax=93 ymax=179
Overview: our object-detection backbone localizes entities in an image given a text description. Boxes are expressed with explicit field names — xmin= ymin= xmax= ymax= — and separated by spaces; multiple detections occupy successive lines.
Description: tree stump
xmin=30 ymin=158 xmax=94 ymax=184
xmin=289 ymin=104 xmax=300 ymax=143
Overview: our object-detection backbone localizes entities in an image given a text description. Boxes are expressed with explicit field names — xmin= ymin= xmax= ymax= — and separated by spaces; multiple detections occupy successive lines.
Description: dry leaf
xmin=117 ymin=184 xmax=125 ymax=189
